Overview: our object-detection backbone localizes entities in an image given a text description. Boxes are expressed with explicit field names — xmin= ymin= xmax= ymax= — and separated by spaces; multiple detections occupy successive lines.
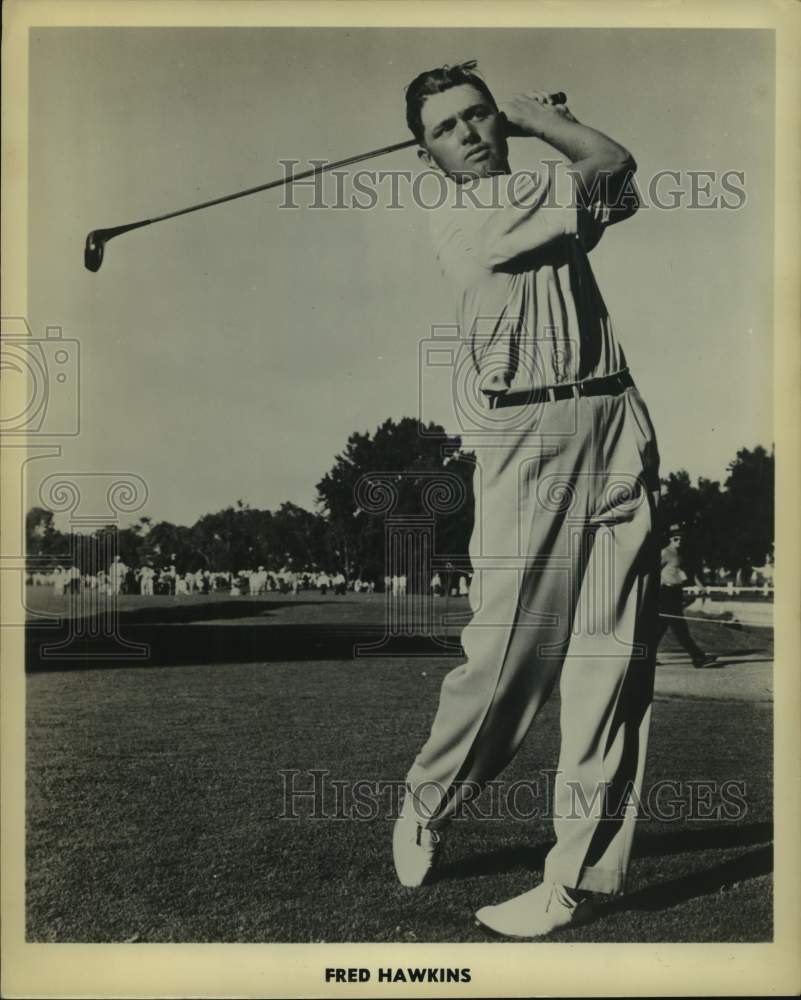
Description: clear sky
xmin=28 ymin=27 xmax=774 ymax=528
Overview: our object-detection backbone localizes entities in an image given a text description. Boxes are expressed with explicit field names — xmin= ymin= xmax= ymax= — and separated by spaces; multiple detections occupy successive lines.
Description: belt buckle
xmin=571 ymin=383 xmax=581 ymax=399
xmin=547 ymin=386 xmax=557 ymax=402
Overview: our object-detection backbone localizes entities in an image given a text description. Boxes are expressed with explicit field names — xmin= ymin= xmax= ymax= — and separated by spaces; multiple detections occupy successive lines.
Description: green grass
xmin=25 ymin=591 xmax=772 ymax=943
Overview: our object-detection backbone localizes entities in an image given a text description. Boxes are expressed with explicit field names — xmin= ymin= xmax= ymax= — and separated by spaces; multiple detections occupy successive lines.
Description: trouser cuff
xmin=544 ymin=861 xmax=627 ymax=896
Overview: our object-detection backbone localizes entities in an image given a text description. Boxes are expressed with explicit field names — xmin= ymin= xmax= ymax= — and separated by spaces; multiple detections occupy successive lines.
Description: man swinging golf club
xmin=393 ymin=60 xmax=661 ymax=938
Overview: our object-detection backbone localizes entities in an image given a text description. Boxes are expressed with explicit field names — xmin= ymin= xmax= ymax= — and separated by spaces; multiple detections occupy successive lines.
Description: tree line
xmin=26 ymin=419 xmax=773 ymax=585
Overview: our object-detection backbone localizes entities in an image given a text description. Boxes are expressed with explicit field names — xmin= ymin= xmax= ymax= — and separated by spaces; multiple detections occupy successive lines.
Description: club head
xmin=84 ymin=230 xmax=106 ymax=272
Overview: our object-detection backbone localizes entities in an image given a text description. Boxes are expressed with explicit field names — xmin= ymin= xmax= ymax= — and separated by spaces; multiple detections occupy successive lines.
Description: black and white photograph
xmin=2 ymin=1 xmax=800 ymax=997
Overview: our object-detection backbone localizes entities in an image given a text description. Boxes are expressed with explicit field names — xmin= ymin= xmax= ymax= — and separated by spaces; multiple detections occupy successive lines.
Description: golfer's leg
xmin=543 ymin=392 xmax=660 ymax=895
xmin=406 ymin=490 xmax=551 ymax=823
xmin=405 ymin=408 xmax=587 ymax=828
xmin=543 ymin=507 xmax=657 ymax=893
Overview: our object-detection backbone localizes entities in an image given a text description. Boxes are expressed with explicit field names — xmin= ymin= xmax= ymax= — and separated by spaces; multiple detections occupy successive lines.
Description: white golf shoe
xmin=475 ymin=882 xmax=595 ymax=939
xmin=392 ymin=795 xmax=443 ymax=887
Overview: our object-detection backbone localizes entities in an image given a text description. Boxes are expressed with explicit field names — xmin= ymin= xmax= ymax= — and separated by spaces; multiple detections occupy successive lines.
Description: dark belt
xmin=487 ymin=370 xmax=635 ymax=410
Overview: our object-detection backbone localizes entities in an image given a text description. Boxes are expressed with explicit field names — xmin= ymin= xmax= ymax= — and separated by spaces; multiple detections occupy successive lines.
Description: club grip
xmin=502 ymin=92 xmax=569 ymax=138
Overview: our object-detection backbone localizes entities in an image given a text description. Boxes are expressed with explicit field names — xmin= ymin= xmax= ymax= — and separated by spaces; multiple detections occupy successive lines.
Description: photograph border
xmin=2 ymin=1 xmax=800 ymax=997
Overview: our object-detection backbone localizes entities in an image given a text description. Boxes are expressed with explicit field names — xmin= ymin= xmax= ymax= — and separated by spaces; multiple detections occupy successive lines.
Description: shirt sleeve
xmin=477 ymin=161 xmax=578 ymax=271
xmin=429 ymin=161 xmax=578 ymax=284
xmin=576 ymin=198 xmax=611 ymax=253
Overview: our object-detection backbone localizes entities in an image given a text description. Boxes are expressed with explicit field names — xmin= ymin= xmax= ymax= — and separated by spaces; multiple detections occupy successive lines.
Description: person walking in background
xmin=657 ymin=524 xmax=718 ymax=669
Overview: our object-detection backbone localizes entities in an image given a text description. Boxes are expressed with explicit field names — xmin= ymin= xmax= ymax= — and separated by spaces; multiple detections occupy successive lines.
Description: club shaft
xmin=141 ymin=90 xmax=567 ymax=226
xmin=85 ymin=90 xmax=568 ymax=271
xmin=138 ymin=138 xmax=419 ymax=230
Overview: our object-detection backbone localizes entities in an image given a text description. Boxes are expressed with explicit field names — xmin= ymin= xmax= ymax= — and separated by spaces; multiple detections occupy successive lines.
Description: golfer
xmin=393 ymin=61 xmax=661 ymax=938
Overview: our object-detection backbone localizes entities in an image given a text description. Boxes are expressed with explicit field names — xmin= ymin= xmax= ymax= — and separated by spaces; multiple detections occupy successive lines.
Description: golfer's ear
xmin=417 ymin=146 xmax=434 ymax=169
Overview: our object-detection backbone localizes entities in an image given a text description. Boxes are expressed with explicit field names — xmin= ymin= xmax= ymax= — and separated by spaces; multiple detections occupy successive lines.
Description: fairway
xmin=25 ymin=591 xmax=773 ymax=943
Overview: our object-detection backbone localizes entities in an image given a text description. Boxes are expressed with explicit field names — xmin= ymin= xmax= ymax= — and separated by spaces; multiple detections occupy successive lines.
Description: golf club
xmin=84 ymin=92 xmax=567 ymax=273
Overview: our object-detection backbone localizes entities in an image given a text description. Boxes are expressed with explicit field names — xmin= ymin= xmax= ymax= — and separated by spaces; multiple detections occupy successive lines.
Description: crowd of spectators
xmin=27 ymin=558 xmax=378 ymax=597
xmin=28 ymin=560 xmax=476 ymax=598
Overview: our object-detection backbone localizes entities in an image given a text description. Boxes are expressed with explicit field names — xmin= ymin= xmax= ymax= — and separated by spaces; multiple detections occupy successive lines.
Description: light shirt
xmin=429 ymin=160 xmax=627 ymax=395
xmin=660 ymin=544 xmax=688 ymax=587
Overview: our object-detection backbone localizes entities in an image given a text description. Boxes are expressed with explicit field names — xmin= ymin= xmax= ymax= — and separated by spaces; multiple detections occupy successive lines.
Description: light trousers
xmin=406 ymin=386 xmax=661 ymax=895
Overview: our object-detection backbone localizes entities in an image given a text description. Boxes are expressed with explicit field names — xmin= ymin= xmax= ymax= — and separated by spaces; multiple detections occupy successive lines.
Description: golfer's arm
xmin=537 ymin=117 xmax=639 ymax=225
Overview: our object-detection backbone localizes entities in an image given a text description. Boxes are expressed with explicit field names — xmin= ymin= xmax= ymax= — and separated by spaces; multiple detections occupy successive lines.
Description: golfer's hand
xmin=501 ymin=91 xmax=578 ymax=138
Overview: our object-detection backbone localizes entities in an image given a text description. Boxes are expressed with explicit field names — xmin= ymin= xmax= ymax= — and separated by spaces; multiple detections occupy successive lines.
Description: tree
xmin=190 ymin=508 xmax=251 ymax=573
xmin=659 ymin=470 xmax=710 ymax=580
xmin=660 ymin=444 xmax=774 ymax=582
xmin=269 ymin=502 xmax=329 ymax=570
xmin=316 ymin=417 xmax=474 ymax=585
xmin=142 ymin=520 xmax=194 ymax=570
xmin=721 ymin=445 xmax=774 ymax=578
xmin=694 ymin=477 xmax=728 ymax=578
xmin=26 ymin=507 xmax=55 ymax=541
xmin=25 ymin=507 xmax=69 ymax=571
xmin=25 ymin=436 xmax=773 ymax=589
xmin=659 ymin=470 xmax=698 ymax=533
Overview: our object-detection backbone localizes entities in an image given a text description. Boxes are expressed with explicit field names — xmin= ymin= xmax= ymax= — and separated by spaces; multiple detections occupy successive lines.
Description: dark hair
xmin=405 ymin=59 xmax=497 ymax=143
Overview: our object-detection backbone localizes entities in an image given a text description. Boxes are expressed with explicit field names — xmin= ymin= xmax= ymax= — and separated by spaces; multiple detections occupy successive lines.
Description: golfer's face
xmin=419 ymin=84 xmax=508 ymax=181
